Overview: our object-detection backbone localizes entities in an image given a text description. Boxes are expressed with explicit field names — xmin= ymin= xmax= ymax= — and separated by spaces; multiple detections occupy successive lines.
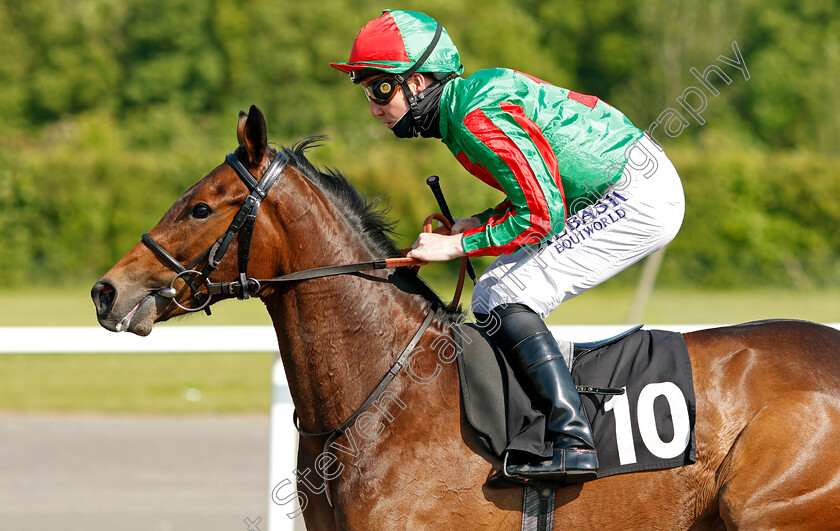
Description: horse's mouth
xmin=95 ymin=292 xmax=159 ymax=336
xmin=121 ymin=293 xmax=165 ymax=335
xmin=115 ymin=296 xmax=150 ymax=333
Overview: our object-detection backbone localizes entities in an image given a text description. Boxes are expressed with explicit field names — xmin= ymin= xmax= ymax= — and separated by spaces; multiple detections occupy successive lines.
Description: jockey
xmin=331 ymin=10 xmax=685 ymax=486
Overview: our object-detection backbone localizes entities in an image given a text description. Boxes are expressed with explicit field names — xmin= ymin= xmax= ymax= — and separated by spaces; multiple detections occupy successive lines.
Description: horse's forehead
xmin=166 ymin=156 xmax=301 ymax=218
xmin=155 ymin=165 xmax=237 ymax=222
xmin=181 ymin=164 xmax=241 ymax=201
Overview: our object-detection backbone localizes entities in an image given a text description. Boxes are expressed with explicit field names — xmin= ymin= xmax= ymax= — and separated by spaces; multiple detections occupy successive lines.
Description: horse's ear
xmin=236 ymin=111 xmax=248 ymax=145
xmin=243 ymin=105 xmax=268 ymax=168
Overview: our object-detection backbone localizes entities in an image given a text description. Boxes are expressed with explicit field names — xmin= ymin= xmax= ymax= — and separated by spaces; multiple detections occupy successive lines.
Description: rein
xmin=207 ymin=213 xmax=466 ymax=302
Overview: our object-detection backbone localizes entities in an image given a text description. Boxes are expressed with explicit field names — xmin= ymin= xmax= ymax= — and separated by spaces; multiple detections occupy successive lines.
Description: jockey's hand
xmin=450 ymin=216 xmax=481 ymax=235
xmin=407 ymin=233 xmax=466 ymax=264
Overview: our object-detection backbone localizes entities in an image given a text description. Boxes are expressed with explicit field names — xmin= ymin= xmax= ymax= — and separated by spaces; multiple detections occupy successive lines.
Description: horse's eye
xmin=191 ymin=203 xmax=212 ymax=219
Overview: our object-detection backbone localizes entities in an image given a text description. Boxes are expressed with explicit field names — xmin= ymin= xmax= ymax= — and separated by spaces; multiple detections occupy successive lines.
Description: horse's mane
xmin=279 ymin=137 xmax=461 ymax=321
xmin=281 ymin=137 xmax=401 ymax=261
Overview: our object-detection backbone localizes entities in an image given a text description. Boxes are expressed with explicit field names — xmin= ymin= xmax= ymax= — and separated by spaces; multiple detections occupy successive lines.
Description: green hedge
xmin=659 ymin=131 xmax=840 ymax=288
xmin=1 ymin=120 xmax=837 ymax=288
xmin=1 ymin=0 xmax=838 ymax=288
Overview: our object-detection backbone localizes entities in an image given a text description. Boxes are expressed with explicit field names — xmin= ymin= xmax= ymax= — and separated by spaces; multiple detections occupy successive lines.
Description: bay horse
xmin=92 ymin=106 xmax=840 ymax=530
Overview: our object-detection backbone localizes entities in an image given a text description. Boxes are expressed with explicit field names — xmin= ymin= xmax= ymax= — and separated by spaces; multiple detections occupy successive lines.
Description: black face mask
xmin=390 ymin=80 xmax=447 ymax=139
xmin=391 ymin=110 xmax=416 ymax=139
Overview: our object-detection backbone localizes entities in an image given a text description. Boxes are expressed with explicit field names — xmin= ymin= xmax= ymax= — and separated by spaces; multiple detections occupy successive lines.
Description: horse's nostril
xmin=94 ymin=281 xmax=117 ymax=316
xmin=100 ymin=288 xmax=115 ymax=308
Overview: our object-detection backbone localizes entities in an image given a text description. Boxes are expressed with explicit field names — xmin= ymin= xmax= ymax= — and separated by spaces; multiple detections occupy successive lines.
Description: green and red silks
xmin=439 ymin=68 xmax=644 ymax=257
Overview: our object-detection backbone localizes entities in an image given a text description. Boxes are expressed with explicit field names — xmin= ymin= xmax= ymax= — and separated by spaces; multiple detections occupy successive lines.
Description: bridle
xmin=141 ymin=148 xmax=418 ymax=314
xmin=139 ymin=149 xmax=286 ymax=313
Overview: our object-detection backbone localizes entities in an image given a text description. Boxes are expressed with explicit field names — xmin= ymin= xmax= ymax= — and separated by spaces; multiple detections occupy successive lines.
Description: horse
xmin=92 ymin=106 xmax=840 ymax=530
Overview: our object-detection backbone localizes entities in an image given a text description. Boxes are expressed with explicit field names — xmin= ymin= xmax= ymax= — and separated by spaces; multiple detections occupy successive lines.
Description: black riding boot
xmin=488 ymin=304 xmax=598 ymax=485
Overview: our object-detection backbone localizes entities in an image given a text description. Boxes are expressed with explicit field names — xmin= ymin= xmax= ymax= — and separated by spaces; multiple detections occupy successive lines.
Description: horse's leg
xmin=297 ymin=438 xmax=339 ymax=531
xmin=718 ymin=392 xmax=840 ymax=529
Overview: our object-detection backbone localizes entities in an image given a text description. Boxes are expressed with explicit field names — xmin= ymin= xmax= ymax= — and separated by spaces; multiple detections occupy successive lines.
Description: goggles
xmin=362 ymin=77 xmax=399 ymax=105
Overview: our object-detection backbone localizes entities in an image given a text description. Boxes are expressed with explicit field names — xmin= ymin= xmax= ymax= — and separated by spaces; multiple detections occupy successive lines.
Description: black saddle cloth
xmin=453 ymin=322 xmax=696 ymax=479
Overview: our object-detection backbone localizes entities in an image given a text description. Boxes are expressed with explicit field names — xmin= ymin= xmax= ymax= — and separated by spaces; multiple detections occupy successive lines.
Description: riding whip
xmin=426 ymin=175 xmax=477 ymax=285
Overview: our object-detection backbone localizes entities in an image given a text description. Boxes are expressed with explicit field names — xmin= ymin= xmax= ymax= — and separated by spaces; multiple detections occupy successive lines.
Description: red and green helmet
xmin=330 ymin=10 xmax=463 ymax=83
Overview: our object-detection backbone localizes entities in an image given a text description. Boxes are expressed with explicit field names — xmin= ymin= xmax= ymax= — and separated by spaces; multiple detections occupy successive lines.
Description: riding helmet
xmin=330 ymin=10 xmax=463 ymax=84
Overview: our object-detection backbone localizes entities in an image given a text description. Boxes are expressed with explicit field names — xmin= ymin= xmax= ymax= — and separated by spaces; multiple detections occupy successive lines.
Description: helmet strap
xmin=394 ymin=23 xmax=444 ymax=126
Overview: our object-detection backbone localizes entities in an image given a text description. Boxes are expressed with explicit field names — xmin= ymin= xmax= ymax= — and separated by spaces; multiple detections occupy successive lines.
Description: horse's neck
xmin=263 ymin=174 xmax=439 ymax=432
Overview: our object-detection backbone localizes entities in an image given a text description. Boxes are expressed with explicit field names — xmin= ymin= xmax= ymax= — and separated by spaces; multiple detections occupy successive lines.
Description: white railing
xmin=3 ymin=322 xmax=838 ymax=530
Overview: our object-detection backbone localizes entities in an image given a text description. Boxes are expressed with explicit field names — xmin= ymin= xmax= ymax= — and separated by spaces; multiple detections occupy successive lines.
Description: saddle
xmin=452 ymin=322 xmax=697 ymax=480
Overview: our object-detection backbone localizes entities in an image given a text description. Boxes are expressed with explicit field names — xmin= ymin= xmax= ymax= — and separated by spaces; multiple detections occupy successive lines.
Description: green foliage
xmin=0 ymin=0 xmax=838 ymax=288
xmin=736 ymin=0 xmax=840 ymax=152
xmin=0 ymin=111 xmax=222 ymax=284
xmin=661 ymin=130 xmax=840 ymax=288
